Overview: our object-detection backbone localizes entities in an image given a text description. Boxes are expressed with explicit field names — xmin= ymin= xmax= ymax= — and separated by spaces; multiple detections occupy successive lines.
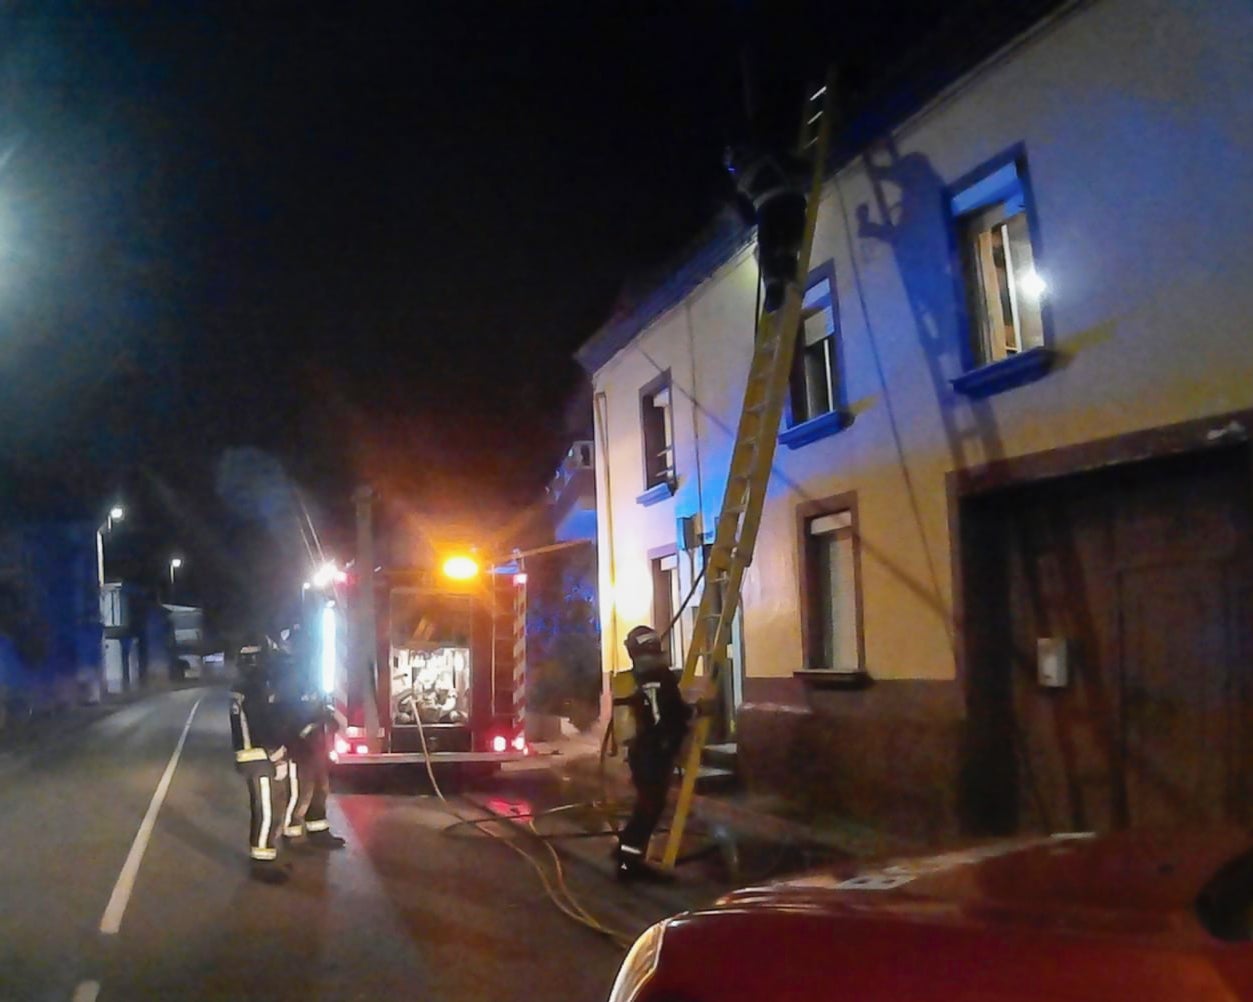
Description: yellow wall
xmin=591 ymin=0 xmax=1253 ymax=685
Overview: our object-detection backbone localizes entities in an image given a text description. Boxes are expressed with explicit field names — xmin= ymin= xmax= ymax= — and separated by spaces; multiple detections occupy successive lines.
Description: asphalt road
xmin=0 ymin=687 xmax=637 ymax=1002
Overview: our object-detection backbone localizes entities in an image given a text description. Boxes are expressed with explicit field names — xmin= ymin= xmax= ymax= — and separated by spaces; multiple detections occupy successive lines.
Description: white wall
xmin=591 ymin=0 xmax=1253 ymax=684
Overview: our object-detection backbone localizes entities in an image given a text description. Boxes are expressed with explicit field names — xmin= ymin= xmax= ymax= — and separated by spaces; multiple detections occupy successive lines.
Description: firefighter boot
xmin=615 ymin=849 xmax=675 ymax=885
xmin=307 ymin=829 xmax=347 ymax=850
xmin=285 ymin=833 xmax=315 ymax=853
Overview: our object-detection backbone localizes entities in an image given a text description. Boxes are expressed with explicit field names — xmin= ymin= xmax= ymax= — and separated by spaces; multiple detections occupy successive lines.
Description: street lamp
xmin=170 ymin=556 xmax=182 ymax=585
xmin=95 ymin=503 xmax=126 ymax=702
xmin=96 ymin=504 xmax=125 ymax=588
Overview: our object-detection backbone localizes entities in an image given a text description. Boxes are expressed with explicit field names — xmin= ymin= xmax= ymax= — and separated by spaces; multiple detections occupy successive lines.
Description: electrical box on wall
xmin=1037 ymin=637 xmax=1069 ymax=688
xmin=677 ymin=514 xmax=702 ymax=551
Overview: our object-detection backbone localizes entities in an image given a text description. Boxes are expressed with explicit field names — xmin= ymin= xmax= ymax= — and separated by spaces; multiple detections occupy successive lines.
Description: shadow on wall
xmin=612 ymin=139 xmax=1115 ymax=841
xmin=851 ymin=140 xmax=1118 ymax=838
xmin=853 ymin=138 xmax=1009 ymax=478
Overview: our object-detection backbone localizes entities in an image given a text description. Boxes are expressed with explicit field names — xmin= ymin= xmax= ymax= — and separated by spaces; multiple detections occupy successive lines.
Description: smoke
xmin=215 ymin=447 xmax=297 ymax=525
xmin=214 ymin=446 xmax=322 ymax=564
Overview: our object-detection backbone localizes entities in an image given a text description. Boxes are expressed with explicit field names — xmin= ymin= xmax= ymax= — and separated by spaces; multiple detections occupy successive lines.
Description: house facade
xmin=0 ymin=523 xmax=102 ymax=710
xmin=578 ymin=0 xmax=1253 ymax=840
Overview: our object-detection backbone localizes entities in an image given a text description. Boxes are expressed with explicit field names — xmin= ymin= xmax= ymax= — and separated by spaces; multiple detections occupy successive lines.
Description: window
xmin=952 ymin=158 xmax=1046 ymax=367
xmin=780 ymin=264 xmax=851 ymax=449
xmin=790 ymin=274 xmax=841 ymax=424
xmin=804 ymin=509 xmax=862 ymax=673
xmin=640 ymin=375 xmax=675 ymax=492
xmin=650 ymin=552 xmax=678 ymax=658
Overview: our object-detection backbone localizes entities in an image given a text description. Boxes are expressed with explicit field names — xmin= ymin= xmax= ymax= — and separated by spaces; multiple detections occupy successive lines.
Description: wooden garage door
xmin=1119 ymin=560 xmax=1237 ymax=826
xmin=976 ymin=446 xmax=1253 ymax=833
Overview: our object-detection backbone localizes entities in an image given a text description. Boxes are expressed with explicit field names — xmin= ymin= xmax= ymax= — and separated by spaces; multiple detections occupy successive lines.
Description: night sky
xmin=0 ymin=2 xmax=1040 ymax=626
xmin=1 ymin=4 xmax=744 ymax=493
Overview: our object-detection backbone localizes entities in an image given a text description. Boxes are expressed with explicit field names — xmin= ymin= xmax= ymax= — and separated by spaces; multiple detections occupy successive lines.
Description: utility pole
xmin=353 ymin=486 xmax=381 ymax=752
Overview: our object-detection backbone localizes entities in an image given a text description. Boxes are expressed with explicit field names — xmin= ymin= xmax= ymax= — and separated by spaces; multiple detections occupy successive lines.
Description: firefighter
xmin=615 ymin=625 xmax=693 ymax=882
xmin=229 ymin=647 xmax=292 ymax=884
xmin=726 ymin=1 xmax=828 ymax=313
xmin=726 ymin=147 xmax=810 ymax=314
xmin=279 ymin=660 xmax=346 ymax=850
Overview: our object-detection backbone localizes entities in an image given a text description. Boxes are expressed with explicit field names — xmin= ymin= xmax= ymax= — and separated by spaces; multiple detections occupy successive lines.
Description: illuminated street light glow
xmin=110 ymin=506 xmax=125 ymax=521
xmin=170 ymin=557 xmax=183 ymax=569
xmin=442 ymin=555 xmax=479 ymax=581
xmin=1019 ymin=268 xmax=1047 ymax=300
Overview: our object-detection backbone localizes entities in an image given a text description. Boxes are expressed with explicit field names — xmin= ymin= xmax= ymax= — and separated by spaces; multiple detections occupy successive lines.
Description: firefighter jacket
xmin=230 ymin=676 xmax=289 ymax=772
xmin=292 ymin=692 xmax=337 ymax=746
xmin=273 ymin=670 xmax=337 ymax=749
xmin=627 ymin=652 xmax=691 ymax=747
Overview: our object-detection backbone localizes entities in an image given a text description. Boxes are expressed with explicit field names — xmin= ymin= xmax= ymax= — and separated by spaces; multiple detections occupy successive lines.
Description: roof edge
xmin=574 ymin=0 xmax=1078 ymax=377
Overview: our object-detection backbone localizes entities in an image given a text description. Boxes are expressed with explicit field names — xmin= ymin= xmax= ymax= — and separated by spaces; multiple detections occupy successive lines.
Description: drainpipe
xmin=593 ymin=390 xmax=618 ymax=672
xmin=684 ymin=300 xmax=708 ymax=546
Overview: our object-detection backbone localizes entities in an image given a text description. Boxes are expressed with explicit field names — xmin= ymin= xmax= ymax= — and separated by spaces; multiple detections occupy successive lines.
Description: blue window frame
xmin=780 ymin=261 xmax=853 ymax=449
xmin=947 ymin=147 xmax=1054 ymax=398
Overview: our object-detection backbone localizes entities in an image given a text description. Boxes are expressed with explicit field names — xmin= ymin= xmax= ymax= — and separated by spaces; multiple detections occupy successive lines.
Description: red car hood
xmin=708 ymin=828 xmax=1253 ymax=943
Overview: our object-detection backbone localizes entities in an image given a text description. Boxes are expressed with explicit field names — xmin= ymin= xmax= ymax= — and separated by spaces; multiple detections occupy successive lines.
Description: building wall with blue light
xmin=586 ymin=0 xmax=1253 ymax=693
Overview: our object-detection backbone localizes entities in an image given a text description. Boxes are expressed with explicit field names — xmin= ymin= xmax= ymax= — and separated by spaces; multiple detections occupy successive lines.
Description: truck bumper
xmin=330 ymin=750 xmax=542 ymax=765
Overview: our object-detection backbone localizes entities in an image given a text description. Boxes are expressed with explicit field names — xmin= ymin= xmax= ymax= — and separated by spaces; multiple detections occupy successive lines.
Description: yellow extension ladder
xmin=656 ymin=73 xmax=836 ymax=870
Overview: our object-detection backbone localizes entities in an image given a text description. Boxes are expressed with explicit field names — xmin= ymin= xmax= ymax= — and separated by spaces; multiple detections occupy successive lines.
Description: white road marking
xmin=99 ymin=698 xmax=202 ymax=935
xmin=72 ymin=980 xmax=100 ymax=1002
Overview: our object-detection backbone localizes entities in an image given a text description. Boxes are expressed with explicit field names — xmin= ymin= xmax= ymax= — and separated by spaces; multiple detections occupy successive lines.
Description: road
xmin=0 ymin=687 xmax=642 ymax=1002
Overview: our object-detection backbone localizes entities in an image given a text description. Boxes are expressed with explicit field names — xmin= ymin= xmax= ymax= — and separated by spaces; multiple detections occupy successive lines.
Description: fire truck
xmin=322 ymin=568 xmax=528 ymax=768
xmin=313 ymin=490 xmax=531 ymax=769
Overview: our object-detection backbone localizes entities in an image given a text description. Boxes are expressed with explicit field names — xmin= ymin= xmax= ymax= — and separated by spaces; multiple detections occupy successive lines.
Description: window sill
xmin=635 ymin=479 xmax=676 ymax=507
xmin=794 ymin=668 xmax=872 ymax=690
xmin=951 ymin=346 xmax=1054 ymax=400
xmin=779 ymin=409 xmax=854 ymax=450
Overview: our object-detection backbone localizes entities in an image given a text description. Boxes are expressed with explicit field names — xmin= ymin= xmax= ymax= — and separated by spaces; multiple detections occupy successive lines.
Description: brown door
xmin=965 ymin=445 xmax=1253 ymax=834
xmin=1007 ymin=483 xmax=1122 ymax=834
xmin=1119 ymin=560 xmax=1236 ymax=826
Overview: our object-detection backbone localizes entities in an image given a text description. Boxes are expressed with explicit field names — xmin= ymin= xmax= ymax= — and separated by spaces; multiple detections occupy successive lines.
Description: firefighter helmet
xmin=624 ymin=625 xmax=663 ymax=660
